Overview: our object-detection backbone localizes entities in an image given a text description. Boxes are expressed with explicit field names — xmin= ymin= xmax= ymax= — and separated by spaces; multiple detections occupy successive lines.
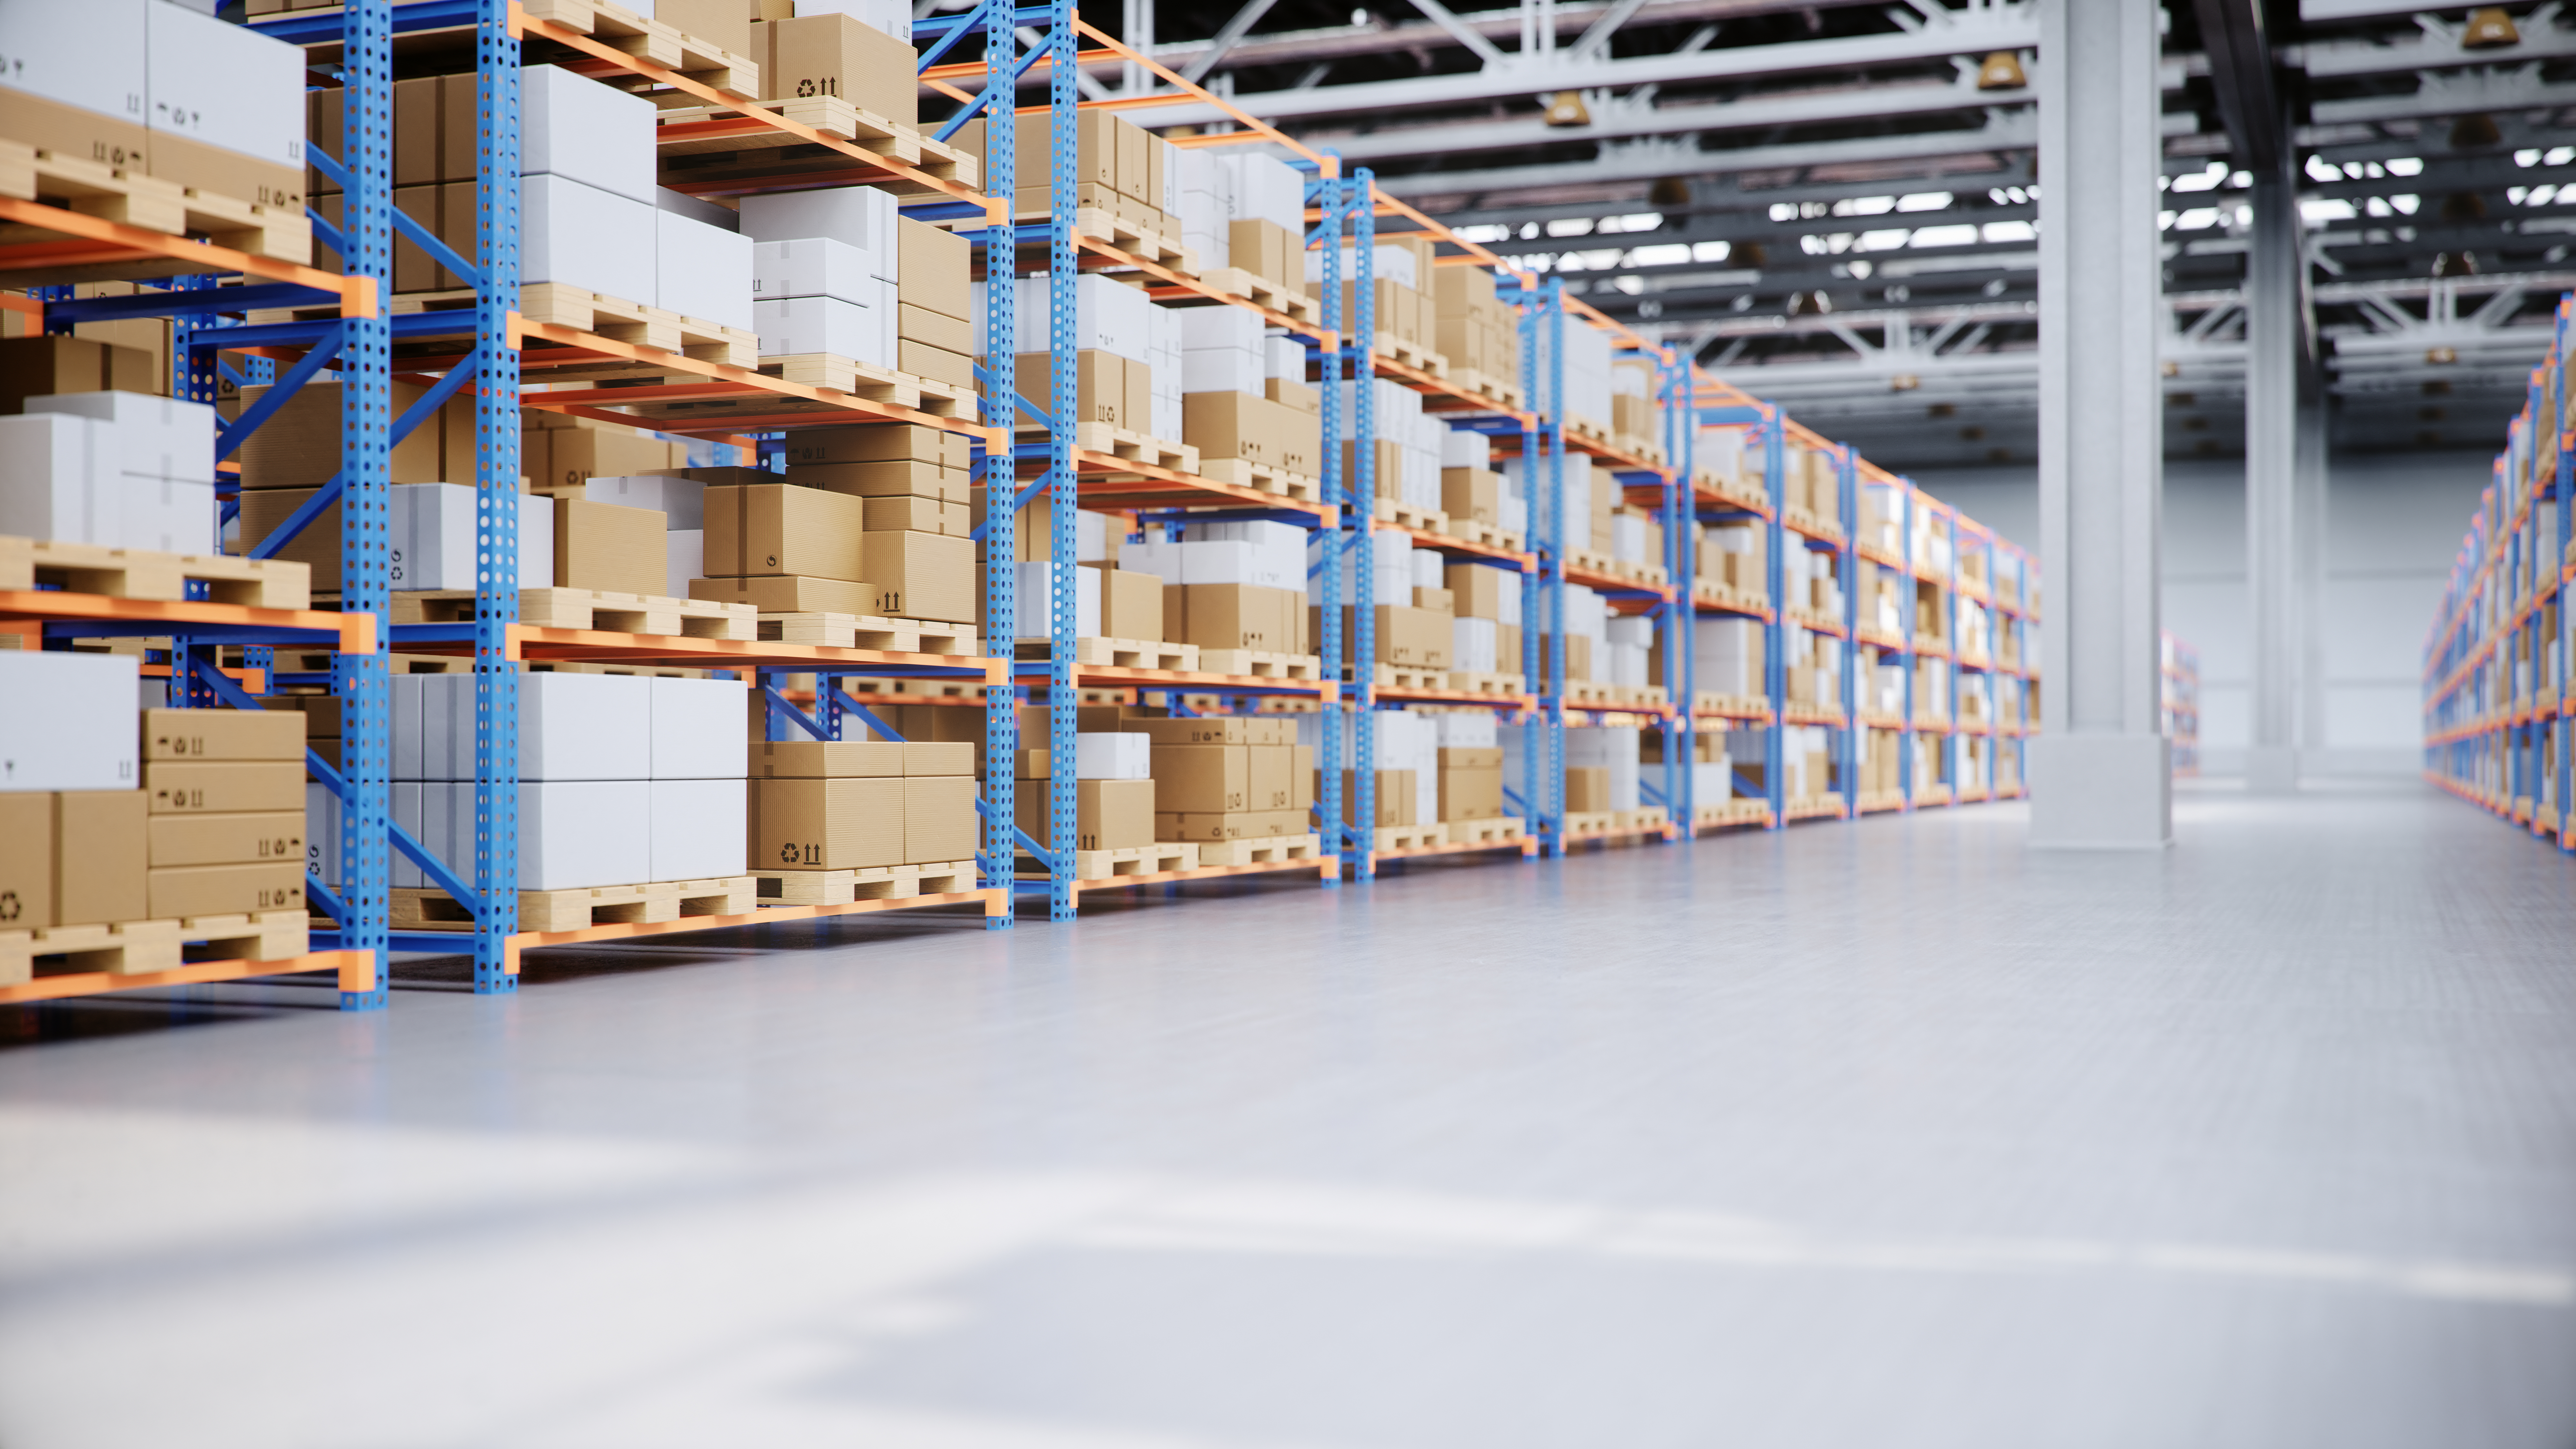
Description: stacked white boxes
xmin=1696 ymin=426 xmax=1751 ymax=490
xmin=999 ymin=274 xmax=1156 ymax=361
xmin=1073 ymin=732 xmax=1151 ymax=781
xmin=1013 ymin=561 xmax=1103 ymax=638
xmin=1562 ymin=583 xmax=1608 ymax=678
xmin=1181 ymin=306 xmax=1265 ymax=398
xmin=1176 ymin=148 xmax=1232 ymax=270
xmin=1696 ymin=617 xmax=1762 ymax=697
xmin=1690 ymin=750 xmax=1733 ymax=810
xmin=1500 ymin=449 xmax=1590 ymax=542
xmin=1221 ymin=151 xmax=1305 ymax=234
xmin=385 ymin=484 xmax=555 ymax=591
xmin=1306 ymin=527 xmax=1413 ymax=606
xmin=1122 ymin=519 xmax=1303 ymax=592
xmin=1377 ymin=708 xmax=1439 ymax=828
xmin=0 ymin=393 xmax=220 ymax=555
xmin=1538 ymin=314 xmax=1615 ymax=431
xmin=1147 ymin=303 xmax=1183 ymax=441
xmin=1332 ymin=378 xmax=1443 ymax=514
xmin=377 ymin=674 xmax=746 ymax=892
xmin=794 ymin=0 xmax=914 ymax=39
xmin=1566 ymin=725 xmax=1641 ymax=811
xmin=747 ymin=186 xmax=901 ymax=367
xmin=1604 ymin=614 xmax=1653 ymax=689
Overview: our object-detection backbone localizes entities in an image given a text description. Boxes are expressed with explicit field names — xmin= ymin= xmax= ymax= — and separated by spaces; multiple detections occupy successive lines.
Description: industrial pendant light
xmin=2461 ymin=7 xmax=2521 ymax=49
xmin=1976 ymin=51 xmax=2026 ymax=90
xmin=1648 ymin=176 xmax=1691 ymax=207
xmin=1543 ymin=91 xmax=1592 ymax=127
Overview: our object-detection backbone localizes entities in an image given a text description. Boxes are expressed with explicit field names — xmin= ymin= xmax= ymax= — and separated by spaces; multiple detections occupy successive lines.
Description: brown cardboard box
xmin=861 ymin=495 xmax=966 ymax=536
xmin=1015 ymin=350 xmax=1126 ymax=429
xmin=1413 ymin=586 xmax=1454 ymax=614
xmin=691 ymin=574 xmax=876 ymax=614
xmin=898 ymin=340 xmax=976 ymax=391
xmin=1564 ymin=766 xmax=1613 ymax=813
xmin=1156 ymin=808 xmax=1304 ymax=841
xmin=1100 ymin=568 xmax=1163 ymax=641
xmin=861 ymin=531 xmax=975 ymax=622
xmin=753 ymin=777 xmax=903 ymax=869
xmin=1169 ymin=583 xmax=1300 ymax=652
xmin=235 ymin=488 xmax=341 ymax=589
xmin=142 ymin=709 xmax=303 ymax=762
xmin=1013 ymin=777 xmax=1154 ymax=852
xmin=1228 ymin=219 xmax=1293 ymax=289
xmin=1009 ymin=181 xmax=1120 ymax=217
xmin=1445 ymin=563 xmax=1516 ymax=620
xmin=1112 ymin=114 xmax=1149 ymax=201
xmin=0 ymin=90 xmax=151 ymax=179
xmin=658 ymin=0 xmax=751 ymax=52
xmin=1564 ymin=633 xmax=1592 ymax=683
xmin=150 ymin=132 xmax=305 ymax=221
xmin=904 ymin=743 xmax=974 ymax=776
xmin=1436 ymin=760 xmax=1503 ymax=821
xmin=0 ymin=793 xmax=54 ymax=930
xmin=704 ymin=484 xmax=867 ymax=580
xmin=781 ymin=424 xmax=970 ymax=469
xmin=1245 ymin=746 xmax=1294 ymax=812
xmin=1434 ymin=262 xmax=1498 ymax=312
xmin=526 ymin=421 xmax=689 ymax=494
xmin=748 ymin=740 xmax=904 ymax=778
xmin=1183 ymin=390 xmax=1280 ymax=465
xmin=895 ymin=217 xmax=973 ymax=321
xmin=1132 ymin=716 xmax=1293 ymax=746
xmin=147 ymin=762 xmax=302 ymax=814
xmin=759 ymin=13 xmax=914 ymax=121
xmin=1312 ymin=605 xmax=1451 ymax=667
xmin=1009 ymin=109 xmax=1116 ymax=191
xmin=237 ymin=379 xmax=444 ymax=488
xmin=554 ymin=498 xmax=668 ymax=595
xmin=1326 ymin=769 xmax=1416 ymax=827
xmin=1146 ymin=135 xmax=1169 ymax=217
xmin=147 ymin=862 xmax=303 ymax=918
xmin=897 ymin=303 xmax=974 ymax=355
xmin=55 ymin=791 xmax=146 ymax=927
xmin=1151 ymin=744 xmax=1247 ymax=812
xmin=889 ymin=707 xmax=991 ymax=746
xmin=796 ymin=459 xmax=970 ymax=501
xmin=1441 ymin=468 xmax=1501 ymax=525
xmin=1266 ymin=377 xmax=1320 ymax=416
xmin=0 ymin=336 xmax=158 ymax=415
xmin=902 ymin=776 xmax=976 ymax=864
xmin=1123 ymin=359 xmax=1155 ymax=440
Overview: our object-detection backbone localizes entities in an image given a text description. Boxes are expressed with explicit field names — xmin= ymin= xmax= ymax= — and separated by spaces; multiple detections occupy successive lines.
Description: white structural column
xmin=2030 ymin=0 xmax=2171 ymax=848
xmin=2245 ymin=158 xmax=2303 ymax=791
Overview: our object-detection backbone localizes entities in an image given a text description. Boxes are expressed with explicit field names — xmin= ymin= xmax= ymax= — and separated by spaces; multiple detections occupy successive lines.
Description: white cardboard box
xmin=656 ymin=209 xmax=755 ymax=332
xmin=307 ymin=780 xmax=341 ymax=888
xmin=27 ymin=391 xmax=217 ymax=483
xmin=1010 ymin=275 xmax=1151 ymax=362
xmin=417 ymin=672 xmax=654 ymax=781
xmin=391 ymin=675 xmax=425 ymax=781
xmin=665 ymin=530 xmax=702 ymax=601
xmin=518 ymin=781 xmax=653 ymax=889
xmin=650 ymin=777 xmax=746 ymax=881
xmin=0 ymin=652 xmax=140 ymax=792
xmin=0 ymin=412 xmax=111 ymax=545
xmin=385 ymin=484 xmax=554 ymax=593
xmin=753 ymin=294 xmax=893 ymax=365
xmin=1013 ymin=561 xmax=1100 ymax=638
xmin=524 ymin=173 xmax=656 ymax=307
xmin=523 ymin=63 xmax=657 ymax=203
xmin=1073 ymin=731 xmax=1151 ymax=781
xmin=0 ymin=0 xmax=145 ymax=124
xmin=147 ymin=2 xmax=304 ymax=165
xmin=1180 ymin=305 xmax=1261 ymax=354
xmin=739 ymin=185 xmax=899 ymax=254
xmin=1180 ymin=353 xmax=1263 ymax=397
xmin=649 ymin=676 xmax=747 ymax=780
xmin=118 ymin=476 xmax=214 ymax=556
xmin=750 ymin=236 xmax=894 ymax=302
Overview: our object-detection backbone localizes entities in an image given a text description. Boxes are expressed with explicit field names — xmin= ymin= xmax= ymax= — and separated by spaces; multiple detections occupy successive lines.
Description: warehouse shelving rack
xmin=1852 ymin=469 xmax=1910 ymax=816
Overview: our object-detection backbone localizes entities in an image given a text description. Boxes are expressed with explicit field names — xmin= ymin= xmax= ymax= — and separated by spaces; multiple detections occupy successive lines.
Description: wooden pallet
xmin=1198 ymin=266 xmax=1320 ymax=323
xmin=1373 ymin=498 xmax=1448 ymax=533
xmin=1448 ymin=368 xmax=1524 ymax=411
xmin=1611 ymin=435 xmax=1667 ymax=467
xmin=1696 ymin=474 xmax=1772 ymax=512
xmin=1782 ymin=505 xmax=1845 ymax=542
xmin=1373 ymin=332 xmax=1448 ymax=378
xmin=1363 ymin=662 xmax=1450 ymax=690
xmin=1443 ymin=815 xmax=1525 ymax=845
xmin=0 ymin=140 xmax=311 ymax=268
xmin=528 ymin=661 xmax=715 ymax=679
xmin=1069 ymin=208 xmax=1195 ymax=271
xmin=1442 ymin=516 xmax=1516 ymax=550
xmin=839 ymin=677 xmax=993 ymax=702
xmin=393 ymin=876 xmax=757 ymax=933
xmin=1024 ymin=842 xmax=1200 ymax=881
xmin=760 ymin=611 xmax=981 ymax=656
xmin=1692 ymin=580 xmax=1769 ymax=614
xmin=521 ymin=282 xmax=757 ymax=366
xmin=1199 ymin=649 xmax=1322 ymax=681
xmin=1693 ymin=800 xmax=1771 ymax=829
xmin=1057 ymin=421 xmax=1198 ymax=474
xmin=0 ymin=911 xmax=308 ymax=986
xmin=755 ymin=860 xmax=975 ymax=905
xmin=524 ymin=0 xmax=760 ymax=94
xmin=1910 ymin=785 xmax=1952 ymax=807
xmin=1372 ymin=823 xmax=1448 ymax=851
xmin=395 ymin=587 xmax=758 ymax=640
xmin=1198 ymin=833 xmax=1321 ymax=867
xmin=1564 ymin=680 xmax=1669 ymax=710
xmin=1445 ymin=669 xmax=1526 ymax=696
xmin=1565 ymin=414 xmax=1614 ymax=447
xmin=1020 ymin=635 xmax=1202 ymax=671
xmin=761 ymin=353 xmax=977 ymax=419
xmin=1692 ymin=691 xmax=1768 ymax=718
xmin=1198 ymin=455 xmax=1323 ymax=502
xmin=0 ymin=536 xmax=312 ymax=610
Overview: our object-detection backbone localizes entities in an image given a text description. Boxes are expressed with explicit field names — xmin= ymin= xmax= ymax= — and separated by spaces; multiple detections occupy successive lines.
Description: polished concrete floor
xmin=4 ymin=780 xmax=2574 ymax=1448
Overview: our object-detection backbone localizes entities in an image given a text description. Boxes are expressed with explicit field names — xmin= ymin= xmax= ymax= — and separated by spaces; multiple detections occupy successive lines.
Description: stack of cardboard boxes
xmin=1146 ymin=715 xmax=1311 ymax=844
xmin=1610 ymin=355 xmax=1660 ymax=459
xmin=1695 ymin=520 xmax=1765 ymax=602
xmin=1860 ymin=726 xmax=1903 ymax=802
xmin=1180 ymin=306 xmax=1323 ymax=481
xmin=751 ymin=739 xmax=977 ymax=879
xmin=1013 ymin=724 xmax=1154 ymax=856
xmin=1538 ymin=311 xmax=1614 ymax=437
xmin=1438 ymin=429 xmax=1510 ymax=539
xmin=1445 ymin=559 xmax=1522 ymax=683
xmin=748 ymin=187 xmax=976 ymax=391
xmin=1307 ymin=529 xmax=1450 ymax=675
xmin=1315 ymin=238 xmax=1443 ymax=365
xmin=1563 ymin=725 xmax=1641 ymax=815
xmin=1335 ymin=377 xmax=1444 ymax=518
xmin=757 ymin=6 xmax=916 ymax=119
xmin=960 ymin=109 xmax=1184 ymax=243
xmin=0 ymin=654 xmax=311 ymax=968
xmin=997 ymin=274 xmax=1183 ymax=442
xmin=1641 ymin=727 xmax=1731 ymax=813
xmin=1433 ymin=264 xmax=1521 ymax=392
xmin=1126 ymin=521 xmax=1312 ymax=661
xmin=1173 ymin=148 xmax=1306 ymax=285
xmin=1784 ymin=446 xmax=1842 ymax=530
xmin=691 ymin=425 xmax=976 ymax=624
xmin=1433 ymin=713 xmax=1507 ymax=827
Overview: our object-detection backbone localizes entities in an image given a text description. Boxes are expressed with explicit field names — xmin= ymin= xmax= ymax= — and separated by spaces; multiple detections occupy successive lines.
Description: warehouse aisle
xmin=3 ymin=783 xmax=2573 ymax=1448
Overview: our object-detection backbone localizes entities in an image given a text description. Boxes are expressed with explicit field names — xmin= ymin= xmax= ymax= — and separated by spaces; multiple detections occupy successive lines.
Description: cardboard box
xmin=1014 ymin=777 xmax=1153 ymax=852
xmin=523 ymin=61 xmax=659 ymax=204
xmin=0 ymin=90 xmax=149 ymax=182
xmin=1008 ymin=108 xmax=1117 ymax=192
xmin=0 ymin=336 xmax=157 ymax=416
xmin=1150 ymin=744 xmax=1246 ymax=812
xmin=144 ymin=2 xmax=306 ymax=167
xmin=1100 ymin=567 xmax=1163 ymax=641
xmin=862 ymin=530 xmax=975 ymax=622
xmin=749 ymin=740 xmax=904 ymax=778
xmin=655 ymin=0 xmax=752 ymax=55
xmin=0 ymin=653 xmax=140 ymax=792
xmin=1328 ymin=769 xmax=1416 ymax=827
xmin=1266 ymin=377 xmax=1320 ymax=416
xmin=236 ymin=379 xmax=446 ymax=489
xmin=1414 ymin=586 xmax=1454 ymax=614
xmin=1246 ymin=745 xmax=1294 ymax=812
xmin=1015 ymin=349 xmax=1128 ymax=430
xmin=526 ymin=421 xmax=689 ymax=494
xmin=524 ymin=172 xmax=656 ymax=305
xmin=147 ymin=761 xmax=305 ymax=815
xmin=901 ymin=775 xmax=976 ymax=864
xmin=895 ymin=217 xmax=972 ymax=321
xmin=146 ymin=861 xmax=302 ymax=919
xmin=1183 ymin=390 xmax=1308 ymax=467
xmin=898 ymin=339 xmax=975 ymax=391
xmin=1228 ymin=219 xmax=1293 ymax=289
xmin=56 ymin=790 xmax=146 ymax=927
xmin=1167 ymin=582 xmax=1301 ymax=652
xmin=0 ymin=792 xmax=55 ymax=929
xmin=1130 ymin=715 xmax=1293 ymax=747
xmin=554 ymin=497 xmax=668 ymax=596
xmin=691 ymin=574 xmax=876 ymax=615
xmin=1154 ymin=808 xmax=1303 ymax=842
xmin=704 ymin=484 xmax=867 ymax=580
xmin=142 ymin=708 xmax=303 ymax=762
xmin=651 ymin=778 xmax=747 ymax=881
xmin=1565 ymin=765 xmax=1612 ymax=813
xmin=753 ymin=776 xmax=902 ymax=870
xmin=793 ymin=458 xmax=970 ymax=501
xmin=1442 ymin=467 xmax=1501 ymax=525
xmin=1312 ymin=605 xmax=1452 ymax=667
xmin=897 ymin=303 xmax=974 ymax=355
xmin=780 ymin=424 xmax=970 ymax=469
xmin=1072 ymin=732 xmax=1151 ymax=781
xmin=145 ymin=810 xmax=305 ymax=870
xmin=758 ymin=13 xmax=916 ymax=123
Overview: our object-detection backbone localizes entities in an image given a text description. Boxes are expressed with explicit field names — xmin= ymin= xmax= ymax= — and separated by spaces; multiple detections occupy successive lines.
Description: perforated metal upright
xmin=1042 ymin=0 xmax=1080 ymax=921
xmin=1350 ymin=172 xmax=1378 ymax=878
xmin=1314 ymin=170 xmax=1347 ymax=877
xmin=469 ymin=0 xmax=523 ymax=990
xmin=1836 ymin=443 xmax=1860 ymax=806
xmin=1658 ymin=352 xmax=1692 ymax=828
xmin=1519 ymin=279 xmax=1568 ymax=854
xmin=1760 ymin=405 xmax=1787 ymax=828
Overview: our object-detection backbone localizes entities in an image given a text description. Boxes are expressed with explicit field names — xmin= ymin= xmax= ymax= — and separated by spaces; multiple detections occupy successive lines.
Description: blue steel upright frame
xmin=469 ymin=0 xmax=522 ymax=990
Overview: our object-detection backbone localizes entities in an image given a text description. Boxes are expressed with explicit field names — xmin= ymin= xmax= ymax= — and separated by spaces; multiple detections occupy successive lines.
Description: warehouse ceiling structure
xmin=942 ymin=0 xmax=2576 ymax=471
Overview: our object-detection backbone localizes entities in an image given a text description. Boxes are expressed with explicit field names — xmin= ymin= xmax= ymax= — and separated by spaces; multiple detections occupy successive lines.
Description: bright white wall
xmin=1909 ymin=452 xmax=2492 ymax=774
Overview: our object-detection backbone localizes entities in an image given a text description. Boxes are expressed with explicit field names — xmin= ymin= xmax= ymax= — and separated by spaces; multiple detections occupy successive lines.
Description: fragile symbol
xmin=0 ymin=891 xmax=17 ymax=922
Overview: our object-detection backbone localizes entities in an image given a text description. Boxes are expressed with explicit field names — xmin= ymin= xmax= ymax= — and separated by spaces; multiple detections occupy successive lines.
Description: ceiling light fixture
xmin=2462 ymin=7 xmax=2520 ymax=49
xmin=1976 ymin=51 xmax=2026 ymax=91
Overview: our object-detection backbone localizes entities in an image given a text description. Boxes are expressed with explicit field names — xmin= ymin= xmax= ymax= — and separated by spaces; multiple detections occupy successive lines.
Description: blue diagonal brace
xmin=217 ymin=323 xmax=345 ymax=462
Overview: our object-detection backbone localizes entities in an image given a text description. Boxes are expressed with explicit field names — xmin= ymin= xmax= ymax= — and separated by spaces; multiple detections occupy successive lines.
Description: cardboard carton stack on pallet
xmin=1181 ymin=309 xmax=1322 ymax=487
xmin=1692 ymin=519 xmax=1764 ymax=604
xmin=993 ymin=274 xmax=1183 ymax=444
xmin=1315 ymin=235 xmax=1443 ymax=369
xmin=1125 ymin=521 xmax=1313 ymax=667
xmin=747 ymin=186 xmax=977 ymax=393
xmin=1610 ymin=355 xmax=1661 ymax=460
xmin=1144 ymin=715 xmax=1312 ymax=847
xmin=1641 ymin=726 xmax=1731 ymax=811
xmin=1305 ymin=529 xmax=1448 ymax=679
xmin=1433 ymin=264 xmax=1521 ymax=398
xmin=1694 ymin=618 xmax=1763 ymax=710
xmin=0 ymin=654 xmax=311 ymax=984
xmin=1445 ymin=559 xmax=1522 ymax=687
xmin=691 ymin=424 xmax=977 ymax=626
xmin=1012 ymin=724 xmax=1154 ymax=861
xmin=1334 ymin=377 xmax=1444 ymax=523
xmin=1432 ymin=714 xmax=1508 ymax=829
xmin=1175 ymin=148 xmax=1306 ymax=290
xmin=1438 ymin=430 xmax=1518 ymax=541
xmin=750 ymin=740 xmax=976 ymax=892
xmin=1538 ymin=312 xmax=1614 ymax=440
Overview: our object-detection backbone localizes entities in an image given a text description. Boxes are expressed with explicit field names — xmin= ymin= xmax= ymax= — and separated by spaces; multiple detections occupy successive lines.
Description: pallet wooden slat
xmin=1197 ymin=833 xmax=1321 ymax=867
xmin=1198 ymin=649 xmax=1322 ymax=681
xmin=521 ymin=282 xmax=757 ymax=366
xmin=1442 ymin=815 xmax=1525 ymax=845
xmin=759 ymin=611 xmax=981 ymax=655
xmin=394 ymin=876 xmax=758 ymax=933
xmin=393 ymin=586 xmax=757 ymax=640
xmin=759 ymin=353 xmax=977 ymax=418
xmin=1195 ymin=267 xmax=1320 ymax=323
xmin=0 ymin=139 xmax=312 ymax=266
xmin=1372 ymin=823 xmax=1447 ymax=851
xmin=756 ymin=861 xmax=974 ymax=905
xmin=1018 ymin=636 xmax=1202 ymax=671
xmin=1047 ymin=421 xmax=1198 ymax=475
xmin=524 ymin=0 xmax=761 ymax=94
xmin=1019 ymin=842 xmax=1201 ymax=881
xmin=1195 ymin=456 xmax=1323 ymax=503
xmin=1373 ymin=332 xmax=1447 ymax=378
xmin=0 ymin=911 xmax=306 ymax=987
xmin=0 ymin=535 xmax=312 ymax=609
xmin=1373 ymin=498 xmax=1447 ymax=533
